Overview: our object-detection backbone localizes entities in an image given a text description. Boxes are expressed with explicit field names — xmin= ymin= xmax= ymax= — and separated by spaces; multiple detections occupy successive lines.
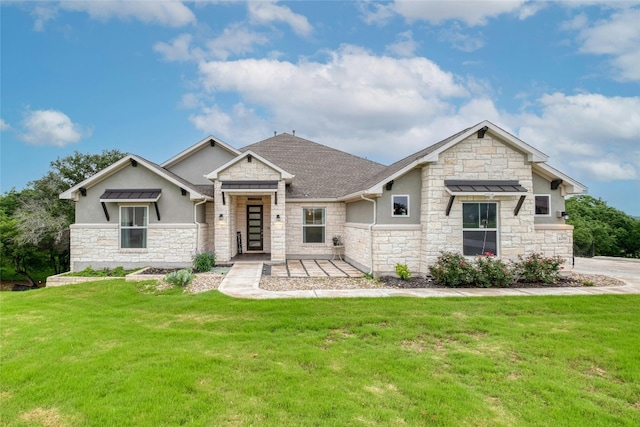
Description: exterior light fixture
xmin=276 ymin=214 xmax=281 ymax=221
xmin=219 ymin=214 xmax=224 ymax=221
xmin=557 ymin=211 xmax=569 ymax=220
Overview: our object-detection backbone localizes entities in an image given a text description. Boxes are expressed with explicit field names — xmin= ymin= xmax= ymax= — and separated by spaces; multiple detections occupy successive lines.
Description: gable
xmin=165 ymin=143 xmax=238 ymax=185
xmin=73 ymin=161 xmax=196 ymax=224
xmin=217 ymin=155 xmax=283 ymax=181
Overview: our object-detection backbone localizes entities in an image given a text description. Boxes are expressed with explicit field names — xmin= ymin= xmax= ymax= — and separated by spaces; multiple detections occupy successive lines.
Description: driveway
xmin=573 ymin=256 xmax=640 ymax=288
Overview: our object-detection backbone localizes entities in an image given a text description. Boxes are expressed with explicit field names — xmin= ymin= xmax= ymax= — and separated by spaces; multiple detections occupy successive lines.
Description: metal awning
xmin=100 ymin=189 xmax=162 ymax=202
xmin=221 ymin=181 xmax=279 ymax=191
xmin=444 ymin=180 xmax=527 ymax=196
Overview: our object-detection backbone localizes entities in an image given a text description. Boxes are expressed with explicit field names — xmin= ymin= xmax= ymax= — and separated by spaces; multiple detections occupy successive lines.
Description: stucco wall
xmin=377 ymin=169 xmax=422 ymax=225
xmin=166 ymin=144 xmax=237 ymax=185
xmin=532 ymin=172 xmax=567 ymax=225
xmin=75 ymin=163 xmax=194 ymax=224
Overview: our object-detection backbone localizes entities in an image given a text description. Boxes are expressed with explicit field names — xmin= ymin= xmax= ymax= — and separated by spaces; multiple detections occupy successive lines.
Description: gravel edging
xmin=259 ymin=272 xmax=625 ymax=292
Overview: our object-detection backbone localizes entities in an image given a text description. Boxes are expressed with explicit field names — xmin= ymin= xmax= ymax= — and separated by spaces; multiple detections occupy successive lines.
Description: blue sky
xmin=1 ymin=0 xmax=639 ymax=215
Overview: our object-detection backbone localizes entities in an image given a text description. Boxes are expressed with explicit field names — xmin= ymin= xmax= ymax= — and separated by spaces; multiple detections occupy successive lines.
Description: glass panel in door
xmin=246 ymin=205 xmax=263 ymax=251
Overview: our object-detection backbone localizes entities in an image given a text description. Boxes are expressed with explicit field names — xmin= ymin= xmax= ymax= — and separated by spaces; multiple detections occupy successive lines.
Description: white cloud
xmin=393 ymin=0 xmax=533 ymax=26
xmin=569 ymin=159 xmax=637 ymax=181
xmin=359 ymin=1 xmax=397 ymax=26
xmin=191 ymin=45 xmax=474 ymax=155
xmin=31 ymin=5 xmax=57 ymax=31
xmin=154 ymin=34 xmax=204 ymax=62
xmin=385 ymin=31 xmax=419 ymax=57
xmin=247 ymin=1 xmax=312 ymax=37
xmin=438 ymin=24 xmax=484 ymax=52
xmin=18 ymin=110 xmax=90 ymax=147
xmin=59 ymin=0 xmax=196 ymax=27
xmin=206 ymin=23 xmax=270 ymax=60
xmin=565 ymin=7 xmax=640 ymax=81
xmin=516 ymin=92 xmax=640 ymax=182
xmin=0 ymin=118 xmax=10 ymax=131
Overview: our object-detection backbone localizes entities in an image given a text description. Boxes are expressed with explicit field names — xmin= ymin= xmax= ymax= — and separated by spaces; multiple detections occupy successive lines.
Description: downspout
xmin=194 ymin=199 xmax=207 ymax=253
xmin=360 ymin=195 xmax=377 ymax=276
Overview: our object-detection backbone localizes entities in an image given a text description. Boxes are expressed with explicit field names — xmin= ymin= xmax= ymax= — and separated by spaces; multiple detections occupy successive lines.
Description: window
xmin=462 ymin=202 xmax=497 ymax=256
xmin=392 ymin=195 xmax=410 ymax=217
xmin=534 ymin=195 xmax=550 ymax=216
xmin=120 ymin=206 xmax=148 ymax=249
xmin=303 ymin=208 xmax=325 ymax=243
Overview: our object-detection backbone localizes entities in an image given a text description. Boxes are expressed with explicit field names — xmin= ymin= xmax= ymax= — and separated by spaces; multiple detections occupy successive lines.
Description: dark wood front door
xmin=247 ymin=205 xmax=263 ymax=251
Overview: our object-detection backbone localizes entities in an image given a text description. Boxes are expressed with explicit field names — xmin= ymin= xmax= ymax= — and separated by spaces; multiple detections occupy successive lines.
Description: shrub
xmin=395 ymin=263 xmax=411 ymax=280
xmin=474 ymin=255 xmax=514 ymax=288
xmin=513 ymin=253 xmax=565 ymax=284
xmin=193 ymin=252 xmax=216 ymax=272
xmin=69 ymin=266 xmax=132 ymax=277
xmin=429 ymin=252 xmax=475 ymax=287
xmin=164 ymin=269 xmax=195 ymax=287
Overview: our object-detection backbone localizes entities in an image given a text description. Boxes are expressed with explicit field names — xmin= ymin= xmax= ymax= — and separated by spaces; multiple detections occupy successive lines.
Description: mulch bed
xmin=378 ymin=274 xmax=619 ymax=289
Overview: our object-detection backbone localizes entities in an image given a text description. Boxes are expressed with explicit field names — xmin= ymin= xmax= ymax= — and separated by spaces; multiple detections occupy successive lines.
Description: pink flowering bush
xmin=430 ymin=252 xmax=565 ymax=287
xmin=513 ymin=253 xmax=565 ymax=284
xmin=474 ymin=254 xmax=514 ymax=288
xmin=429 ymin=252 xmax=475 ymax=287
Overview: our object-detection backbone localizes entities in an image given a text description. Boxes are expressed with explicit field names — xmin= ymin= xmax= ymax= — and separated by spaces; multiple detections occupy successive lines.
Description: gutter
xmin=360 ymin=194 xmax=377 ymax=275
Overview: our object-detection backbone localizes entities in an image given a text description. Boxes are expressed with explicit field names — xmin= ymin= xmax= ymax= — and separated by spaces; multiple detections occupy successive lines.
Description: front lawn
xmin=1 ymin=281 xmax=638 ymax=426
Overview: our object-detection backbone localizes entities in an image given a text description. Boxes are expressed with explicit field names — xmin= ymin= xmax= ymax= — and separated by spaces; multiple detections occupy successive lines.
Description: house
xmin=60 ymin=120 xmax=586 ymax=276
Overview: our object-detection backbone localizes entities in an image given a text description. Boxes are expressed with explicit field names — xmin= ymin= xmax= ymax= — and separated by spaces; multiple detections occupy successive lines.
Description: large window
xmin=303 ymin=208 xmax=325 ymax=243
xmin=120 ymin=206 xmax=148 ymax=249
xmin=534 ymin=195 xmax=550 ymax=216
xmin=462 ymin=202 xmax=497 ymax=256
xmin=392 ymin=195 xmax=410 ymax=217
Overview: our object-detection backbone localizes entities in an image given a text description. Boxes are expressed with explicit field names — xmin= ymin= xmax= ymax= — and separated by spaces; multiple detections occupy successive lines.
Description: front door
xmin=246 ymin=205 xmax=263 ymax=251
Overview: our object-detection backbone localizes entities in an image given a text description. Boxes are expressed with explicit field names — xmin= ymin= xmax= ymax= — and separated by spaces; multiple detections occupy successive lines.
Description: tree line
xmin=2 ymin=151 xmax=639 ymax=284
xmin=1 ymin=150 xmax=125 ymax=284
xmin=567 ymin=195 xmax=640 ymax=259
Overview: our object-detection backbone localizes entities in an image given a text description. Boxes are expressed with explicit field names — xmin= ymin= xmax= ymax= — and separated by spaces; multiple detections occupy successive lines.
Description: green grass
xmin=1 ymin=281 xmax=639 ymax=426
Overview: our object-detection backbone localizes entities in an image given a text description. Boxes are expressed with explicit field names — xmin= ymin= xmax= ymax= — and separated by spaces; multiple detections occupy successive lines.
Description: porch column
xmin=270 ymin=180 xmax=286 ymax=262
xmin=214 ymin=181 xmax=232 ymax=262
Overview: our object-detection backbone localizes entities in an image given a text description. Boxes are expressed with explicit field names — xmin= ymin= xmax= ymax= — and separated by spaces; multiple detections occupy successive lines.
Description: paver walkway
xmin=218 ymin=257 xmax=640 ymax=299
xmin=270 ymin=260 xmax=364 ymax=278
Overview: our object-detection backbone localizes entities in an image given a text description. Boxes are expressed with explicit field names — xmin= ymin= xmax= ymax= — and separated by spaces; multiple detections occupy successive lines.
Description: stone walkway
xmin=218 ymin=257 xmax=640 ymax=300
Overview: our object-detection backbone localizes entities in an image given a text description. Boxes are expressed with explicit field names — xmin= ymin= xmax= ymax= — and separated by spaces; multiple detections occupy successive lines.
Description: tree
xmin=567 ymin=195 xmax=640 ymax=258
xmin=2 ymin=149 xmax=127 ymax=283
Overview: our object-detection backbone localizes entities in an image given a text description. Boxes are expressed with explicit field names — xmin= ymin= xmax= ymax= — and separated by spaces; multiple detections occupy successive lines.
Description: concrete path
xmin=218 ymin=257 xmax=640 ymax=300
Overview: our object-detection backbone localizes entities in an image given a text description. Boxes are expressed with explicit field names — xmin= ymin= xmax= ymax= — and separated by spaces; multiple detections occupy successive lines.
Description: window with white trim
xmin=534 ymin=194 xmax=551 ymax=216
xmin=392 ymin=195 xmax=410 ymax=217
xmin=303 ymin=208 xmax=325 ymax=243
xmin=120 ymin=206 xmax=148 ymax=249
xmin=462 ymin=202 xmax=498 ymax=256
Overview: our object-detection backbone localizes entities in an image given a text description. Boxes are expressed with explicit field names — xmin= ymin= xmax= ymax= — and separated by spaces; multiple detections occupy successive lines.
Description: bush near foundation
xmin=513 ymin=253 xmax=565 ymax=284
xmin=428 ymin=252 xmax=476 ymax=287
xmin=429 ymin=252 xmax=564 ymax=287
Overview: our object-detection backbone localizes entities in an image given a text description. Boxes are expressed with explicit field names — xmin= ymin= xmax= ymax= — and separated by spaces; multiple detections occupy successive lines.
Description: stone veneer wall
xmin=69 ymin=223 xmax=197 ymax=271
xmin=343 ymin=223 xmax=372 ymax=273
xmin=218 ymin=157 xmax=281 ymax=181
xmin=420 ymin=135 xmax=541 ymax=272
xmin=285 ymin=202 xmax=345 ymax=257
xmin=371 ymin=225 xmax=423 ymax=277
xmin=532 ymin=225 xmax=574 ymax=262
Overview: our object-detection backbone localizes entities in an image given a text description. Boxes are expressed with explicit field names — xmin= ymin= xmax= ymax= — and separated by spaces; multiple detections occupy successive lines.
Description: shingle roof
xmin=355 ymin=126 xmax=472 ymax=192
xmin=241 ymin=133 xmax=387 ymax=198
